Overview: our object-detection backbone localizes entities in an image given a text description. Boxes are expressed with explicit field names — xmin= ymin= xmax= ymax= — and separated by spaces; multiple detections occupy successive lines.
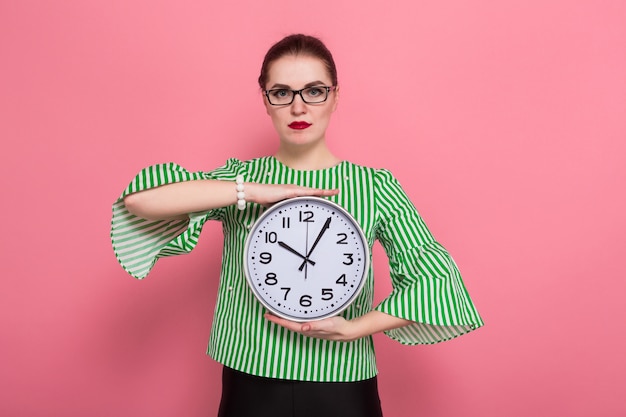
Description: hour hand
xmin=277 ymin=241 xmax=316 ymax=266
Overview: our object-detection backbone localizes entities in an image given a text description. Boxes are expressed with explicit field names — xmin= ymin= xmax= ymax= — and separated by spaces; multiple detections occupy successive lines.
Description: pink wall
xmin=1 ymin=1 xmax=625 ymax=416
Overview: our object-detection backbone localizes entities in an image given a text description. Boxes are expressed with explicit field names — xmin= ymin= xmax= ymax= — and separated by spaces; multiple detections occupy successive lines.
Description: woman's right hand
xmin=246 ymin=182 xmax=339 ymax=207
xmin=124 ymin=179 xmax=339 ymax=221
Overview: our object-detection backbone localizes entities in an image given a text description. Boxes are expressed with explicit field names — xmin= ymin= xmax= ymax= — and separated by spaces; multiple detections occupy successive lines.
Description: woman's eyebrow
xmin=268 ymin=80 xmax=327 ymax=89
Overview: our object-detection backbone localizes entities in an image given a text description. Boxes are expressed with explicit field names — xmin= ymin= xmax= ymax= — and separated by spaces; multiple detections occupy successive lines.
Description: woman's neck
xmin=274 ymin=143 xmax=341 ymax=171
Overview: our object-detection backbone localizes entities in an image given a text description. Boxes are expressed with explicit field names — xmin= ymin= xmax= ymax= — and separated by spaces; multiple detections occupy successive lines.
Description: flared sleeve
xmin=110 ymin=158 xmax=244 ymax=279
xmin=373 ymin=169 xmax=484 ymax=344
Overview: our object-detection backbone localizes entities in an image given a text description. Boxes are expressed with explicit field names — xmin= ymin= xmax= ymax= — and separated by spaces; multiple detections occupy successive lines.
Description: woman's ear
xmin=331 ymin=86 xmax=340 ymax=112
xmin=262 ymin=91 xmax=271 ymax=115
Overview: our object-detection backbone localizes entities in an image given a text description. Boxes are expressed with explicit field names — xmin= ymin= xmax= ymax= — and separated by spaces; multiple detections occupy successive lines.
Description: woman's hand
xmin=123 ymin=180 xmax=339 ymax=221
xmin=247 ymin=183 xmax=339 ymax=207
xmin=264 ymin=311 xmax=412 ymax=342
xmin=264 ymin=314 xmax=361 ymax=342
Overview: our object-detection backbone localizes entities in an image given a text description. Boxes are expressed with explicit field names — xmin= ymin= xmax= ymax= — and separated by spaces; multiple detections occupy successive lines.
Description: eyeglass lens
xmin=267 ymin=87 xmax=330 ymax=105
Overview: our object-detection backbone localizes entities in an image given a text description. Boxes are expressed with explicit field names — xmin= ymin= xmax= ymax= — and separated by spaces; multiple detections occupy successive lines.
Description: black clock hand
xmin=277 ymin=241 xmax=316 ymax=266
xmin=299 ymin=217 xmax=332 ymax=271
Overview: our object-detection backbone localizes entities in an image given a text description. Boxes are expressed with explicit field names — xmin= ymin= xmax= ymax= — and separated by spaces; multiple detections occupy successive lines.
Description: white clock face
xmin=244 ymin=197 xmax=369 ymax=322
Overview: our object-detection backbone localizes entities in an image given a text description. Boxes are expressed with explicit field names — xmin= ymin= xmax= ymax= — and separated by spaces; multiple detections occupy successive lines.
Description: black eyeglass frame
xmin=264 ymin=86 xmax=336 ymax=106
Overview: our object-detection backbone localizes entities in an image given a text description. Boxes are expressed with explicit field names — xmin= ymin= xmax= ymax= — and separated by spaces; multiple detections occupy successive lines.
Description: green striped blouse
xmin=111 ymin=156 xmax=483 ymax=382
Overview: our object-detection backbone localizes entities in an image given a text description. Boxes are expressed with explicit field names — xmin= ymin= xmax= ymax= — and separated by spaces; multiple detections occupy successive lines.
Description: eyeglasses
xmin=264 ymin=86 xmax=336 ymax=106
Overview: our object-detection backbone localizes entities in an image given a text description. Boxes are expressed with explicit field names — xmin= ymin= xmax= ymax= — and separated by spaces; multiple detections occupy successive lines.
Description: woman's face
xmin=263 ymin=54 xmax=338 ymax=149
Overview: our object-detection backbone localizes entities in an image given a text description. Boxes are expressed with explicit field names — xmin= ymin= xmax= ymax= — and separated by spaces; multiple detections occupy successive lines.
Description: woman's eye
xmin=271 ymin=89 xmax=289 ymax=97
xmin=307 ymin=88 xmax=323 ymax=96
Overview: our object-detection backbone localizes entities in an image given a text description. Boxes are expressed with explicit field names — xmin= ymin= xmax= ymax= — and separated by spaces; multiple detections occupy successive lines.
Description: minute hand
xmin=299 ymin=217 xmax=332 ymax=271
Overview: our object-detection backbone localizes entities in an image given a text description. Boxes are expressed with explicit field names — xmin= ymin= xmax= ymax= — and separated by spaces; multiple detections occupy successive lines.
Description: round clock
xmin=244 ymin=196 xmax=370 ymax=322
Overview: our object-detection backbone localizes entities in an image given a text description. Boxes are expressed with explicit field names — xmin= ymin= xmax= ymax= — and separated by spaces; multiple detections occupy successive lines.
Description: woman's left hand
xmin=264 ymin=313 xmax=361 ymax=342
xmin=264 ymin=310 xmax=412 ymax=342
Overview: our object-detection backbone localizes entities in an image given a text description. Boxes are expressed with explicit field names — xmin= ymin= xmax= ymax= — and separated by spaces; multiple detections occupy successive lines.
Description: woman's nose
xmin=290 ymin=93 xmax=307 ymax=114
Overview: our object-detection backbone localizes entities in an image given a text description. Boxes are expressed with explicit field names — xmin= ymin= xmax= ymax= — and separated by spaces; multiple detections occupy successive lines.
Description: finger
xmin=264 ymin=314 xmax=327 ymax=336
xmin=298 ymin=187 xmax=340 ymax=197
xmin=318 ymin=188 xmax=340 ymax=196
xmin=316 ymin=187 xmax=340 ymax=195
xmin=264 ymin=313 xmax=308 ymax=332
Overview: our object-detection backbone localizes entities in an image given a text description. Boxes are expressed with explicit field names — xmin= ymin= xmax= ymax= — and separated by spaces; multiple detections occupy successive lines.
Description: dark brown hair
xmin=258 ymin=34 xmax=338 ymax=89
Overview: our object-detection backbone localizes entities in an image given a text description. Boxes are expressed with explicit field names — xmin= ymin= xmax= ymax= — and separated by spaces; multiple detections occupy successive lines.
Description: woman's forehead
xmin=266 ymin=55 xmax=332 ymax=88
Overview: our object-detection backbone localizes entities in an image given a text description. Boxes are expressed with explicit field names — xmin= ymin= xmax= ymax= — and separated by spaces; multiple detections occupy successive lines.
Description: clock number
xmin=265 ymin=231 xmax=277 ymax=243
xmin=321 ymin=288 xmax=334 ymax=300
xmin=336 ymin=233 xmax=348 ymax=244
xmin=299 ymin=295 xmax=312 ymax=307
xmin=342 ymin=253 xmax=354 ymax=265
xmin=280 ymin=287 xmax=291 ymax=300
xmin=259 ymin=252 xmax=272 ymax=264
xmin=282 ymin=217 xmax=291 ymax=228
xmin=336 ymin=274 xmax=347 ymax=286
xmin=299 ymin=210 xmax=314 ymax=222
xmin=265 ymin=273 xmax=278 ymax=285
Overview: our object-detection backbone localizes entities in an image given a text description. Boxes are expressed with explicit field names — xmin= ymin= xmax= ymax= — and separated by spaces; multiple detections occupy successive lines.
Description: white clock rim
xmin=243 ymin=196 xmax=370 ymax=323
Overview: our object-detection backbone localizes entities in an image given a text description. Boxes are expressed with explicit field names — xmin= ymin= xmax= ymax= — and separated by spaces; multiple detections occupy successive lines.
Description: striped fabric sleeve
xmin=110 ymin=159 xmax=244 ymax=279
xmin=373 ymin=169 xmax=484 ymax=344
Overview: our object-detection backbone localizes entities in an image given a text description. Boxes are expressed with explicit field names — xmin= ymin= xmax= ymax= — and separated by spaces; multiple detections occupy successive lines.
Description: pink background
xmin=1 ymin=1 xmax=625 ymax=416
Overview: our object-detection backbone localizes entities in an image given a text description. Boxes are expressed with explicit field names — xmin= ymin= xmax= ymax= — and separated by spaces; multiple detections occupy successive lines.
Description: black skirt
xmin=218 ymin=366 xmax=384 ymax=417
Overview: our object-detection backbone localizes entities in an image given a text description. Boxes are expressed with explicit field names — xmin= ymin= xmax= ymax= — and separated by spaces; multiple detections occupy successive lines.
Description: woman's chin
xmin=280 ymin=133 xmax=323 ymax=148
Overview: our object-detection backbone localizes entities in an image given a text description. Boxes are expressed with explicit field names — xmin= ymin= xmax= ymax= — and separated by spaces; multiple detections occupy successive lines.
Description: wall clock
xmin=244 ymin=196 xmax=369 ymax=322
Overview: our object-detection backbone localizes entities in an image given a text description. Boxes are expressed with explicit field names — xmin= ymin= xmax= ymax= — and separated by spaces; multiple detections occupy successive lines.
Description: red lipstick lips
xmin=288 ymin=121 xmax=312 ymax=130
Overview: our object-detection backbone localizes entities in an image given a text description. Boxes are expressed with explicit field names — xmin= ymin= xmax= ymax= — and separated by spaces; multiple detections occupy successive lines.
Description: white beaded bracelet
xmin=235 ymin=175 xmax=246 ymax=210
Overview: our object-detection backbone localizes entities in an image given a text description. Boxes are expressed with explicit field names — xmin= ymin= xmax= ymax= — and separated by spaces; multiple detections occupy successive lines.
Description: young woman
xmin=111 ymin=34 xmax=483 ymax=417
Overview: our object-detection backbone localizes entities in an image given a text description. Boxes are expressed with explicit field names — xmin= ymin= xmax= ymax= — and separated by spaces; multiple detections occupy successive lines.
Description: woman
xmin=111 ymin=34 xmax=483 ymax=417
